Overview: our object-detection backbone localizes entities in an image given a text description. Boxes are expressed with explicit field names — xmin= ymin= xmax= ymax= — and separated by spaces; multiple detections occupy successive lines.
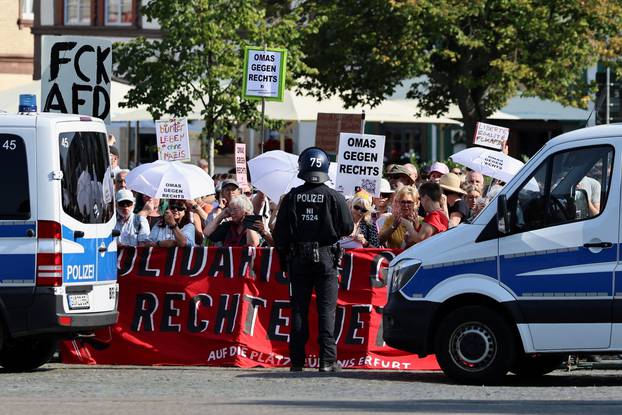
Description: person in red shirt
xmin=405 ymin=182 xmax=448 ymax=246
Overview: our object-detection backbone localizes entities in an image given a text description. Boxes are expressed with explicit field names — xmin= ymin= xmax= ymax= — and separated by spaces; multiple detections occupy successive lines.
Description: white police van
xmin=0 ymin=112 xmax=118 ymax=370
xmin=384 ymin=124 xmax=622 ymax=384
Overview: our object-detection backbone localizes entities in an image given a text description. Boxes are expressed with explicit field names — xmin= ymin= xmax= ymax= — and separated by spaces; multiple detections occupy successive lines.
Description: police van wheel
xmin=511 ymin=354 xmax=565 ymax=379
xmin=0 ymin=336 xmax=58 ymax=371
xmin=434 ymin=305 xmax=516 ymax=385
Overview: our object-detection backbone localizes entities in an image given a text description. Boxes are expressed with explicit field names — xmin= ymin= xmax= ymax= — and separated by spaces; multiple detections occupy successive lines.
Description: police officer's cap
xmin=298 ymin=147 xmax=330 ymax=184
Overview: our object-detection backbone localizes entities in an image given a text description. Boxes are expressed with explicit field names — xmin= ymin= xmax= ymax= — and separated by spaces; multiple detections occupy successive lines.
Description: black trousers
xmin=288 ymin=250 xmax=338 ymax=368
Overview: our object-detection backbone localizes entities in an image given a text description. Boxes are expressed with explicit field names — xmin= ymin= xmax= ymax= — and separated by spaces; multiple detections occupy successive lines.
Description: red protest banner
xmin=61 ymin=247 xmax=438 ymax=370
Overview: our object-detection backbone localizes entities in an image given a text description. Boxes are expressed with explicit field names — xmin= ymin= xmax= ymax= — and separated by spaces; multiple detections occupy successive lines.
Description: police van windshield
xmin=59 ymin=131 xmax=114 ymax=224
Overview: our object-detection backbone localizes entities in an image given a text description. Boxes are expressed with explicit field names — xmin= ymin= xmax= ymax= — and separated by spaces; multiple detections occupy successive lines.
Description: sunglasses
xmin=169 ymin=205 xmax=186 ymax=212
xmin=118 ymin=200 xmax=133 ymax=208
xmin=353 ymin=205 xmax=368 ymax=213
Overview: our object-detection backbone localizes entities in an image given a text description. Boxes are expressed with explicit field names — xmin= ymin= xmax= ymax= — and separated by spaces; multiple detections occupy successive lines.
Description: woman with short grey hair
xmin=203 ymin=195 xmax=260 ymax=247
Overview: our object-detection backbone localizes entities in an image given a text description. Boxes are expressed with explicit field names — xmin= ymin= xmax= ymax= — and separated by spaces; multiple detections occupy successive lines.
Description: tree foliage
xmin=301 ymin=0 xmax=622 ymax=141
xmin=115 ymin=0 xmax=309 ymax=173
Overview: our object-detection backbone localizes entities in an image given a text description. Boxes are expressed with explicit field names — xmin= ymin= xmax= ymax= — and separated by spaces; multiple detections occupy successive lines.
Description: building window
xmin=20 ymin=0 xmax=34 ymax=21
xmin=105 ymin=0 xmax=133 ymax=25
xmin=65 ymin=0 xmax=92 ymax=25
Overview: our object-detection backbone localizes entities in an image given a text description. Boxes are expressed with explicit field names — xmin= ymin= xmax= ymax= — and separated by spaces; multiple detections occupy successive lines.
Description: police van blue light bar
xmin=18 ymin=94 xmax=37 ymax=113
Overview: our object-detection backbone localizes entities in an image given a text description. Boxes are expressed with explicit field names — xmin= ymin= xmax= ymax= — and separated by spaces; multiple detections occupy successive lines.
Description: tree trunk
xmin=202 ymin=118 xmax=216 ymax=176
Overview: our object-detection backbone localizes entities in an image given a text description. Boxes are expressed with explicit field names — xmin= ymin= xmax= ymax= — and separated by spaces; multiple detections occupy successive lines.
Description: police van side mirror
xmin=497 ymin=194 xmax=511 ymax=234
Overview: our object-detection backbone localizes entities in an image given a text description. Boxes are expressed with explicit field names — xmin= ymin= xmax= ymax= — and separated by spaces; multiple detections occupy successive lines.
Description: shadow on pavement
xmin=237 ymin=369 xmax=622 ymax=387
xmin=225 ymin=399 xmax=622 ymax=414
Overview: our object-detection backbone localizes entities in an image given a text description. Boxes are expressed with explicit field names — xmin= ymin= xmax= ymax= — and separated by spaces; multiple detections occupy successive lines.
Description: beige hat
xmin=439 ymin=173 xmax=467 ymax=195
xmin=379 ymin=178 xmax=393 ymax=194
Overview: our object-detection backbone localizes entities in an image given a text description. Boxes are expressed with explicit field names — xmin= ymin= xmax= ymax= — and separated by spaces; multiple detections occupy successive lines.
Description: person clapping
xmin=148 ymin=199 xmax=196 ymax=247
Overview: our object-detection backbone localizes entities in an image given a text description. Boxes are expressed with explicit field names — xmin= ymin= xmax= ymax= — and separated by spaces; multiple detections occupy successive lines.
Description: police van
xmin=0 ymin=112 xmax=118 ymax=370
xmin=384 ymin=124 xmax=622 ymax=384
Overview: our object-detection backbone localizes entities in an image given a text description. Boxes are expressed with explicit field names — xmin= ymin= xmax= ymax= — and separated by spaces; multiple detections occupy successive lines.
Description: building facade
xmin=0 ymin=0 xmax=34 ymax=75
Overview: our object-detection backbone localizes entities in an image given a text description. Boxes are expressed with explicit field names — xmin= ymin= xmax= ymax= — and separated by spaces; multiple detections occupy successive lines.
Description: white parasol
xmin=450 ymin=147 xmax=524 ymax=183
xmin=247 ymin=150 xmax=337 ymax=201
xmin=126 ymin=160 xmax=215 ymax=200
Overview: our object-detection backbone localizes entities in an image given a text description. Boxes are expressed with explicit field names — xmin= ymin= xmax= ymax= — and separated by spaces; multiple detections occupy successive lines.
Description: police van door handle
xmin=74 ymin=230 xmax=84 ymax=239
xmin=98 ymin=246 xmax=107 ymax=253
xmin=583 ymin=242 xmax=613 ymax=249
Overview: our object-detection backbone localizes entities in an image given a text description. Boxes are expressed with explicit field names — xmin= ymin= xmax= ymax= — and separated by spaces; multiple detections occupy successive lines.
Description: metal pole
xmin=360 ymin=110 xmax=365 ymax=136
xmin=260 ymin=97 xmax=265 ymax=153
xmin=606 ymin=67 xmax=611 ymax=124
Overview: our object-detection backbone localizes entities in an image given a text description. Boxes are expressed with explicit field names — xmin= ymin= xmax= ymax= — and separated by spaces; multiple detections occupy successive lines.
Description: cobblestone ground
xmin=1 ymin=365 xmax=622 ymax=415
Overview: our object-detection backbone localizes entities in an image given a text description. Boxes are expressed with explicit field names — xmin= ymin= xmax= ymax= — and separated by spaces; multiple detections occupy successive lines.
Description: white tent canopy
xmin=0 ymin=75 xmax=590 ymax=123
xmin=264 ymin=90 xmax=461 ymax=124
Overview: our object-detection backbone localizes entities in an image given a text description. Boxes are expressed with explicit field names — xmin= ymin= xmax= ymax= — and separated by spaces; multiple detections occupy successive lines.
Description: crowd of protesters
xmin=112 ymin=147 xmax=502 ymax=250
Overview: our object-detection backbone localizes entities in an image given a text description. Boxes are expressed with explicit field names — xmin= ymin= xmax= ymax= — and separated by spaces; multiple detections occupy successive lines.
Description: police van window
xmin=59 ymin=131 xmax=114 ymax=224
xmin=509 ymin=145 xmax=613 ymax=234
xmin=0 ymin=135 xmax=30 ymax=220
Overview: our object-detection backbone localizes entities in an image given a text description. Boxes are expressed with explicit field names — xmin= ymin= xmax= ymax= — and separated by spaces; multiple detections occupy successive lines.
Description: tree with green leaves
xmin=115 ymin=0 xmax=309 ymax=174
xmin=301 ymin=0 xmax=622 ymax=142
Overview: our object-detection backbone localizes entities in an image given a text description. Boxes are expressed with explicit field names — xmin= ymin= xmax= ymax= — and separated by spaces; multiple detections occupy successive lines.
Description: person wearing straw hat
xmin=439 ymin=173 xmax=469 ymax=228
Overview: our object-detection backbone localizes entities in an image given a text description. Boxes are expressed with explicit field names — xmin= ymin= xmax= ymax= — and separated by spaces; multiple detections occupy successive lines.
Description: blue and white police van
xmin=384 ymin=124 xmax=622 ymax=384
xmin=0 ymin=112 xmax=118 ymax=370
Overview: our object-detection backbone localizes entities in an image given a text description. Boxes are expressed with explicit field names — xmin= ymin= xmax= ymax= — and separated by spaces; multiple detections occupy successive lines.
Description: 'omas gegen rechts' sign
xmin=41 ymin=36 xmax=112 ymax=123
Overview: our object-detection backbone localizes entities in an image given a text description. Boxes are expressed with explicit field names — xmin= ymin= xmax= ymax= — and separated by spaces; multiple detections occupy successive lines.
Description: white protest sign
xmin=41 ymin=36 xmax=112 ymax=123
xmin=234 ymin=143 xmax=249 ymax=190
xmin=242 ymin=47 xmax=287 ymax=101
xmin=156 ymin=118 xmax=190 ymax=161
xmin=473 ymin=122 xmax=509 ymax=150
xmin=156 ymin=181 xmax=188 ymax=200
xmin=335 ymin=133 xmax=385 ymax=197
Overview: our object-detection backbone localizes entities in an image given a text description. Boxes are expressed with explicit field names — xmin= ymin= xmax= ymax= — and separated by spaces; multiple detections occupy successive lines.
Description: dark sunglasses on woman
xmin=353 ymin=205 xmax=368 ymax=213
xmin=169 ymin=205 xmax=186 ymax=212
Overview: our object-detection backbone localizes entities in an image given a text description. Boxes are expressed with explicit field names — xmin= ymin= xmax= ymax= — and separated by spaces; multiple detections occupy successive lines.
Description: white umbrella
xmin=247 ymin=151 xmax=303 ymax=202
xmin=450 ymin=147 xmax=524 ymax=183
xmin=126 ymin=160 xmax=215 ymax=200
xmin=247 ymin=150 xmax=338 ymax=201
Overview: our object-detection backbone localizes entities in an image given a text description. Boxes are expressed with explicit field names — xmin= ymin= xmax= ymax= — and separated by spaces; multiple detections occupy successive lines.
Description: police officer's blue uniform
xmin=273 ymin=147 xmax=353 ymax=372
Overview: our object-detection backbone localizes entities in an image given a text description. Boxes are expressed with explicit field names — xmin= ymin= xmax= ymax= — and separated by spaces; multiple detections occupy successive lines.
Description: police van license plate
xmin=68 ymin=294 xmax=90 ymax=310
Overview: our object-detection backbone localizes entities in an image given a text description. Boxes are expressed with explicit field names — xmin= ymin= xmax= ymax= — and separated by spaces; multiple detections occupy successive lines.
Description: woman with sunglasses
xmin=148 ymin=199 xmax=196 ymax=247
xmin=339 ymin=196 xmax=379 ymax=248
xmin=379 ymin=186 xmax=422 ymax=249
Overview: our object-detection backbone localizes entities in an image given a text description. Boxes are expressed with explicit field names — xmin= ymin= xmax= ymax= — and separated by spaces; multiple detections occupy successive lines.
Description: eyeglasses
xmin=118 ymin=200 xmax=133 ymax=208
xmin=353 ymin=205 xmax=368 ymax=213
xmin=169 ymin=205 xmax=186 ymax=212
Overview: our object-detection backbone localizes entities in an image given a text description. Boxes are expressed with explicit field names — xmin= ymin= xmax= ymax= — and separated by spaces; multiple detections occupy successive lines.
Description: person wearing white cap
xmin=114 ymin=189 xmax=151 ymax=247
xmin=428 ymin=161 xmax=449 ymax=183
xmin=372 ymin=178 xmax=394 ymax=231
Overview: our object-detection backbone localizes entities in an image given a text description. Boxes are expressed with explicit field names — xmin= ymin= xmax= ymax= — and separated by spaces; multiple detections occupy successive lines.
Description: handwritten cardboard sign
xmin=156 ymin=118 xmax=190 ymax=161
xmin=235 ymin=143 xmax=249 ymax=190
xmin=473 ymin=122 xmax=509 ymax=150
xmin=41 ymin=35 xmax=112 ymax=123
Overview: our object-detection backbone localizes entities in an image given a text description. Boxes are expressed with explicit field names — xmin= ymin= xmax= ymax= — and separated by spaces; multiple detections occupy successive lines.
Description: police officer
xmin=273 ymin=147 xmax=353 ymax=372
